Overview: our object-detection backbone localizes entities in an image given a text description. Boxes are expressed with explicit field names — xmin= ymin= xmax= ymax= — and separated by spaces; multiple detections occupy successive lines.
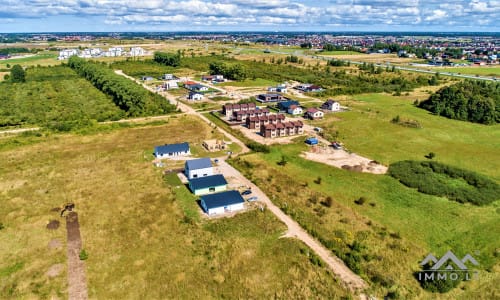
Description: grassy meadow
xmin=0 ymin=52 xmax=59 ymax=68
xmin=0 ymin=116 xmax=349 ymax=299
xmin=433 ymin=66 xmax=500 ymax=77
xmin=314 ymin=93 xmax=500 ymax=180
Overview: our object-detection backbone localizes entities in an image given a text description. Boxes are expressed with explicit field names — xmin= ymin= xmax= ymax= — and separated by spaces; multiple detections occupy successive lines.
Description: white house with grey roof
xmin=184 ymin=158 xmax=213 ymax=179
xmin=154 ymin=142 xmax=190 ymax=159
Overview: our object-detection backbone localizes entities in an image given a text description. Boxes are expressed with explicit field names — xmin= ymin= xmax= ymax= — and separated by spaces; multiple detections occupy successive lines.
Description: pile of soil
xmin=46 ymin=220 xmax=60 ymax=230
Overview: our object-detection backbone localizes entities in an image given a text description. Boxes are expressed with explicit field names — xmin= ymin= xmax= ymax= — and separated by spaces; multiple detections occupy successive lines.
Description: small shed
xmin=200 ymin=190 xmax=245 ymax=215
xmin=189 ymin=174 xmax=228 ymax=195
xmin=305 ymin=137 xmax=319 ymax=145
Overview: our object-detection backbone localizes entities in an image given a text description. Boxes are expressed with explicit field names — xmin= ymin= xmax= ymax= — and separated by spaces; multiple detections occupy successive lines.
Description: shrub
xmin=389 ymin=160 xmax=500 ymax=205
xmin=246 ymin=142 xmax=270 ymax=153
xmin=354 ymin=197 xmax=367 ymax=205
xmin=79 ymin=249 xmax=89 ymax=260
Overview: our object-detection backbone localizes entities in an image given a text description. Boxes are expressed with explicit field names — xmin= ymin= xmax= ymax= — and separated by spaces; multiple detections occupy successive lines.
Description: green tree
xmin=10 ymin=64 xmax=25 ymax=83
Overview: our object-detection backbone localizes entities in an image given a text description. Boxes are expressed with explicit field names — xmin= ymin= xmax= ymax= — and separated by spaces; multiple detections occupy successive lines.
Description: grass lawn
xmin=314 ymin=93 xmax=500 ymax=181
xmin=0 ymin=116 xmax=349 ymax=299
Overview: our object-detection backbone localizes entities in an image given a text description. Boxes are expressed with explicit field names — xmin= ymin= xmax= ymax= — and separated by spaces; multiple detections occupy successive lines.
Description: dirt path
xmin=0 ymin=127 xmax=40 ymax=135
xmin=66 ymin=212 xmax=88 ymax=300
xmin=216 ymin=160 xmax=367 ymax=293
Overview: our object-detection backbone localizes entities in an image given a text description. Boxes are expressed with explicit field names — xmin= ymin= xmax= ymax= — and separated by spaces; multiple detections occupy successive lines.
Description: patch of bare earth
xmin=46 ymin=263 xmax=64 ymax=278
xmin=46 ymin=220 xmax=60 ymax=230
xmin=48 ymin=238 xmax=62 ymax=250
xmin=66 ymin=212 xmax=88 ymax=300
xmin=301 ymin=148 xmax=387 ymax=174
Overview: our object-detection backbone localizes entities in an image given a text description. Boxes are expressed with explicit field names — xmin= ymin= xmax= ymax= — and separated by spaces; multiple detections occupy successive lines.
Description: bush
xmin=354 ymin=197 xmax=367 ymax=205
xmin=246 ymin=142 xmax=270 ymax=153
xmin=0 ymin=223 xmax=4 ymax=230
xmin=79 ymin=249 xmax=89 ymax=260
xmin=389 ymin=160 xmax=500 ymax=205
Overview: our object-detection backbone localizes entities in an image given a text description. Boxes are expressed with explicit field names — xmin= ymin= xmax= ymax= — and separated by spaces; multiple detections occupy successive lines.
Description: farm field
xmin=0 ymin=116 xmax=349 ymax=299
xmin=313 ymin=93 xmax=500 ymax=180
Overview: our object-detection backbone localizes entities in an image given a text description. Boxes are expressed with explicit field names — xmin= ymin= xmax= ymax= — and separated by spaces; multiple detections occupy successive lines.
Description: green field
xmin=318 ymin=51 xmax=362 ymax=56
xmin=0 ymin=52 xmax=59 ymax=67
xmin=0 ymin=117 xmax=349 ymax=299
xmin=314 ymin=93 xmax=500 ymax=180
xmin=0 ymin=66 xmax=123 ymax=129
xmin=434 ymin=67 xmax=500 ymax=77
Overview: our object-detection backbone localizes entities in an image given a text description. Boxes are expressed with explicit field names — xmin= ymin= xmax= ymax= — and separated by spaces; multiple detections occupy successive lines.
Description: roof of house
xmin=200 ymin=190 xmax=245 ymax=209
xmin=189 ymin=174 xmax=227 ymax=190
xmin=289 ymin=105 xmax=300 ymax=110
xmin=324 ymin=99 xmax=339 ymax=104
xmin=306 ymin=108 xmax=319 ymax=113
xmin=223 ymin=103 xmax=256 ymax=110
xmin=185 ymin=158 xmax=212 ymax=170
xmin=278 ymin=100 xmax=300 ymax=109
xmin=258 ymin=93 xmax=282 ymax=98
xmin=155 ymin=142 xmax=189 ymax=155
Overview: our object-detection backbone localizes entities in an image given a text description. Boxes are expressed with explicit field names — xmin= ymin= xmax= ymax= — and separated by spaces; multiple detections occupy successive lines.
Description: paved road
xmin=116 ymin=70 xmax=367 ymax=296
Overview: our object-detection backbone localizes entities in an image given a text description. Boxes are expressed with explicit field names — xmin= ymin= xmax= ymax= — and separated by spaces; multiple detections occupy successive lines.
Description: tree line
xmin=419 ymin=80 xmax=499 ymax=124
xmin=153 ymin=52 xmax=181 ymax=67
xmin=208 ymin=61 xmax=247 ymax=81
xmin=68 ymin=56 xmax=176 ymax=117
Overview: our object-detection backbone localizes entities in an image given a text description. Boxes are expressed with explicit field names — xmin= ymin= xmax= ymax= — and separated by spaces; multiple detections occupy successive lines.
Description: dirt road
xmin=216 ymin=160 xmax=367 ymax=293
xmin=66 ymin=212 xmax=88 ymax=300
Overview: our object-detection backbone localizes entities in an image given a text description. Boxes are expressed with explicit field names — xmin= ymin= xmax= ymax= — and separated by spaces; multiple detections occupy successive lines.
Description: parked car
xmin=332 ymin=142 xmax=343 ymax=150
xmin=241 ymin=190 xmax=252 ymax=196
xmin=247 ymin=196 xmax=258 ymax=202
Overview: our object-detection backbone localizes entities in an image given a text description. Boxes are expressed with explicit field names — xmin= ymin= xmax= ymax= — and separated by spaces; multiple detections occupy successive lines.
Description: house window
xmin=209 ymin=187 xmax=215 ymax=192
xmin=193 ymin=174 xmax=198 ymax=178
xmin=203 ymin=174 xmax=208 ymax=177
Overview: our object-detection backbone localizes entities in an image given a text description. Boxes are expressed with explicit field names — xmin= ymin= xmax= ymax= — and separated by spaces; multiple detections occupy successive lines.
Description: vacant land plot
xmin=0 ymin=116 xmax=349 ymax=299
xmin=314 ymin=93 xmax=500 ymax=181
xmin=230 ymin=143 xmax=499 ymax=299
xmin=433 ymin=66 xmax=500 ymax=77
xmin=0 ymin=52 xmax=59 ymax=68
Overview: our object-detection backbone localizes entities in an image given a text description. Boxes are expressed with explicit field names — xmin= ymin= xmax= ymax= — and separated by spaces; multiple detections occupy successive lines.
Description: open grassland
xmin=230 ymin=144 xmax=500 ymax=299
xmin=217 ymin=77 xmax=277 ymax=87
xmin=433 ymin=66 xmax=500 ymax=77
xmin=316 ymin=51 xmax=362 ymax=56
xmin=0 ymin=116 xmax=349 ymax=299
xmin=314 ymin=93 xmax=500 ymax=181
xmin=0 ymin=52 xmax=59 ymax=68
xmin=0 ymin=66 xmax=123 ymax=128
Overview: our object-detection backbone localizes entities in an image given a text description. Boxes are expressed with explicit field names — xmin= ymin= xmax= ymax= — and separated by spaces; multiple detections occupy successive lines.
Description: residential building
xmin=185 ymin=83 xmax=209 ymax=92
xmin=288 ymin=105 xmax=303 ymax=115
xmin=161 ymin=74 xmax=175 ymax=80
xmin=260 ymin=120 xmax=304 ymax=138
xmin=202 ymin=74 xmax=224 ymax=82
xmin=202 ymin=139 xmax=227 ymax=152
xmin=188 ymin=174 xmax=228 ymax=196
xmin=141 ymin=76 xmax=154 ymax=81
xmin=163 ymin=80 xmax=178 ymax=90
xmin=222 ymin=103 xmax=256 ymax=118
xmin=234 ymin=108 xmax=270 ymax=122
xmin=277 ymin=100 xmax=300 ymax=111
xmin=246 ymin=114 xmax=285 ymax=130
xmin=185 ymin=158 xmax=213 ymax=179
xmin=188 ymin=92 xmax=204 ymax=101
xmin=129 ymin=47 xmax=145 ymax=57
xmin=154 ymin=142 xmax=190 ymax=159
xmin=305 ymin=108 xmax=324 ymax=119
xmin=200 ymin=190 xmax=245 ymax=215
xmin=321 ymin=99 xmax=341 ymax=111
xmin=257 ymin=93 xmax=285 ymax=103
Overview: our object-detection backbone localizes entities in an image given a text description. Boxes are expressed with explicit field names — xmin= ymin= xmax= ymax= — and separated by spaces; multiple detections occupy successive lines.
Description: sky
xmin=0 ymin=0 xmax=499 ymax=33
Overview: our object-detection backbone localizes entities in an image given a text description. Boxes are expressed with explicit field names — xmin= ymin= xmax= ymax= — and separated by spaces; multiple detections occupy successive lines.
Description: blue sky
xmin=0 ymin=0 xmax=498 ymax=32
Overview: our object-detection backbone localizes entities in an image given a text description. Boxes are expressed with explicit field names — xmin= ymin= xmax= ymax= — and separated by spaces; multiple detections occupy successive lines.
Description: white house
xmin=161 ymin=74 xmax=175 ymax=80
xmin=163 ymin=80 xmax=179 ymax=90
xmin=321 ymin=99 xmax=341 ymax=112
xmin=305 ymin=108 xmax=324 ymax=120
xmin=58 ymin=49 xmax=80 ymax=60
xmin=154 ymin=142 xmax=190 ymax=159
xmin=185 ymin=158 xmax=213 ymax=179
xmin=200 ymin=190 xmax=245 ymax=215
xmin=129 ymin=47 xmax=145 ymax=57
xmin=188 ymin=92 xmax=204 ymax=101
xmin=288 ymin=105 xmax=303 ymax=115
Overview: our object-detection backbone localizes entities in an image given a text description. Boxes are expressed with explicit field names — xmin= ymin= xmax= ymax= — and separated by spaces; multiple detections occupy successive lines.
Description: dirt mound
xmin=341 ymin=165 xmax=364 ymax=172
xmin=46 ymin=220 xmax=60 ymax=230
xmin=48 ymin=239 xmax=62 ymax=250
xmin=46 ymin=263 xmax=64 ymax=278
